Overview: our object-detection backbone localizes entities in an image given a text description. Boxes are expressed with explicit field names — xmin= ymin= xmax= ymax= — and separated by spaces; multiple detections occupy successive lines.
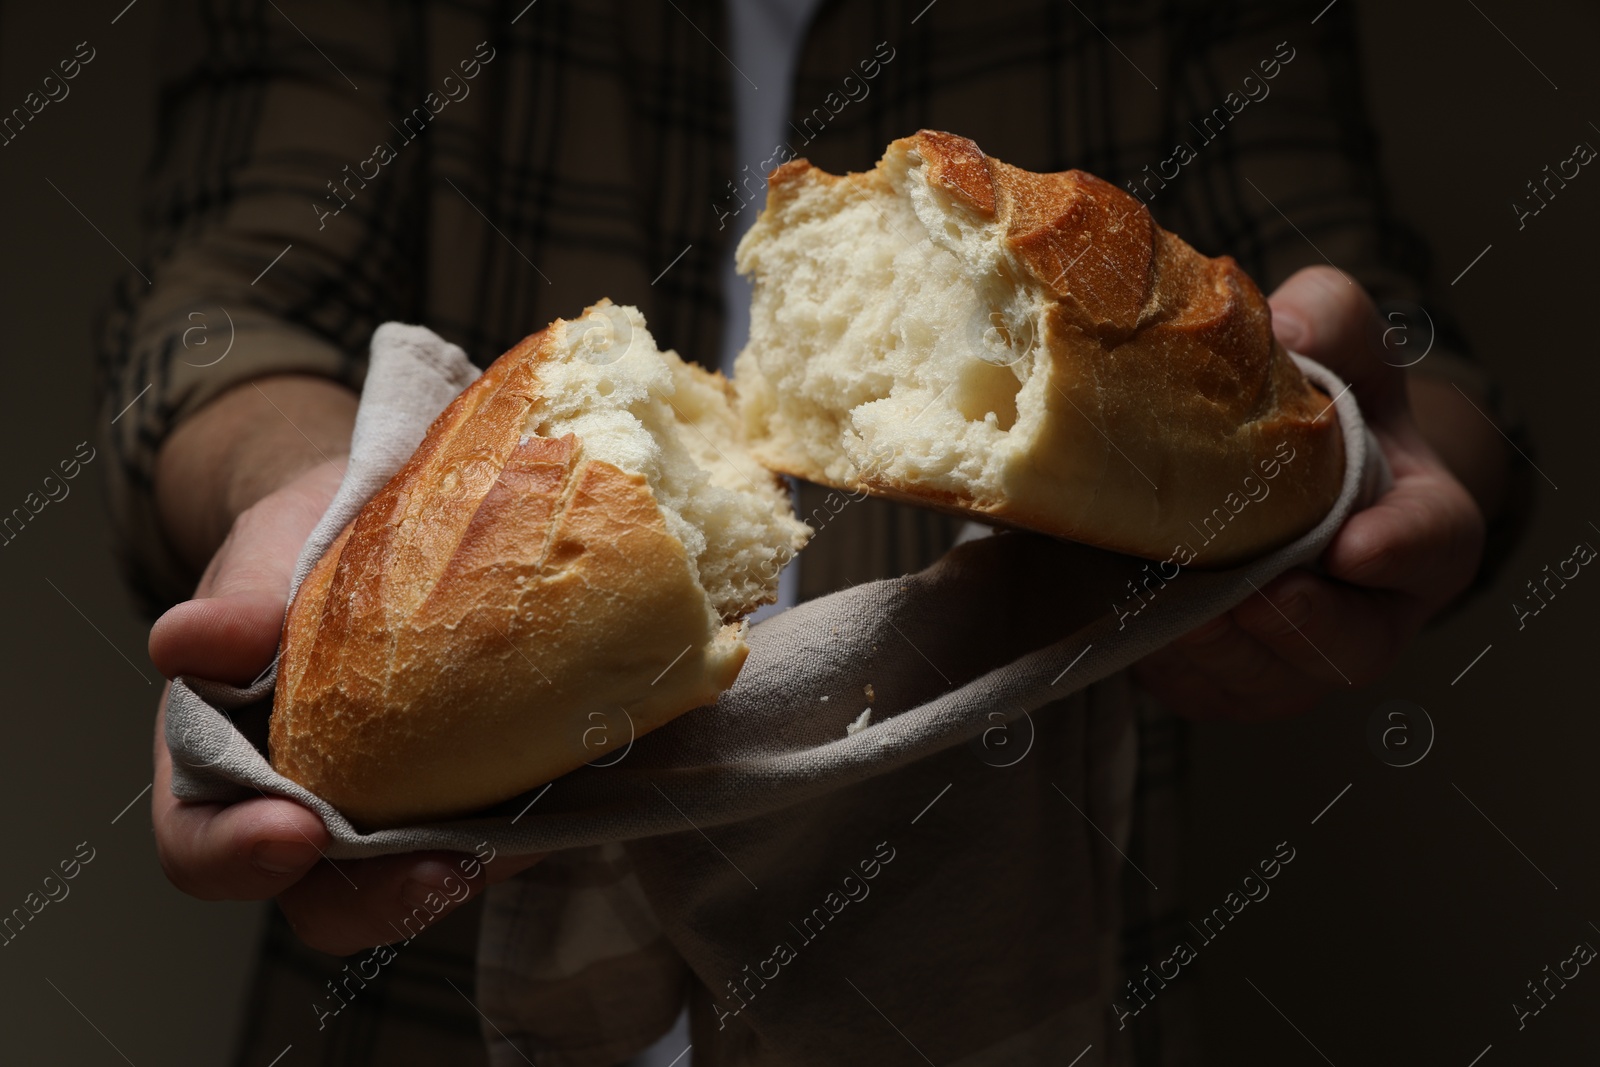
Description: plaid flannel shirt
xmin=96 ymin=1 xmax=1527 ymax=1063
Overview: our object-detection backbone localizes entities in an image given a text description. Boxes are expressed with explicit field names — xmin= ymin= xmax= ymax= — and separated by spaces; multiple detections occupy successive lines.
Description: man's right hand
xmin=147 ymin=375 xmax=540 ymax=955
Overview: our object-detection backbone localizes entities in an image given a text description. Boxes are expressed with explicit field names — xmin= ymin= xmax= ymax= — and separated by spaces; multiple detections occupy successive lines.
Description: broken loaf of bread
xmin=270 ymin=302 xmax=811 ymax=829
xmin=733 ymin=129 xmax=1344 ymax=566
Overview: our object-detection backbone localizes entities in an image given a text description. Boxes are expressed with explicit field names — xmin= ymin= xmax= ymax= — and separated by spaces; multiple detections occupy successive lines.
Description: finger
xmin=152 ymin=696 xmax=331 ymax=900
xmin=1132 ymin=653 xmax=1236 ymax=720
xmin=1156 ymin=612 xmax=1324 ymax=719
xmin=153 ymin=784 xmax=329 ymax=902
xmin=278 ymin=850 xmax=546 ymax=956
xmin=1234 ymin=570 xmax=1412 ymax=689
xmin=1135 ymin=650 xmax=1315 ymax=722
xmin=1169 ymin=613 xmax=1286 ymax=698
xmin=155 ymin=794 xmax=331 ymax=901
xmin=1321 ymin=466 xmax=1483 ymax=607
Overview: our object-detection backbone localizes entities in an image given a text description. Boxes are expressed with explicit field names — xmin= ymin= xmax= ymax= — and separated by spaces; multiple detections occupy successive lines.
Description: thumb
xmin=150 ymin=590 xmax=288 ymax=684
xmin=1267 ymin=266 xmax=1405 ymax=421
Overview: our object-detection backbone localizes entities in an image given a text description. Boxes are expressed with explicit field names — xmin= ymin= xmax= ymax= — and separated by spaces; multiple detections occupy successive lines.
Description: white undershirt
xmin=636 ymin=27 xmax=827 ymax=1067
xmin=636 ymin=9 xmax=882 ymax=1061
xmin=719 ymin=0 xmax=826 ymax=621
xmin=718 ymin=0 xmax=827 ymax=377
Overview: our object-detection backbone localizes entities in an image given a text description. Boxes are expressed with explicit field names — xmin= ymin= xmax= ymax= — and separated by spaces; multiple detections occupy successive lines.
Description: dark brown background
xmin=0 ymin=1 xmax=1594 ymax=1063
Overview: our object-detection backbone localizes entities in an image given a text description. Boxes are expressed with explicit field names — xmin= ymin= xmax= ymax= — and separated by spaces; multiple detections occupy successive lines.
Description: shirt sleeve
xmin=95 ymin=0 xmax=428 ymax=613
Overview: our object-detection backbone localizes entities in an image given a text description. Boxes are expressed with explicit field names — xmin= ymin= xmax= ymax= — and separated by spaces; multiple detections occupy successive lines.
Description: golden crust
xmin=752 ymin=130 xmax=1344 ymax=566
xmin=270 ymin=323 xmax=747 ymax=829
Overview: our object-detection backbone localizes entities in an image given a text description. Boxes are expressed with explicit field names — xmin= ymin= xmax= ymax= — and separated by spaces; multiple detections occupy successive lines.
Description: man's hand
xmin=148 ymin=375 xmax=541 ymax=955
xmin=1133 ymin=266 xmax=1488 ymax=720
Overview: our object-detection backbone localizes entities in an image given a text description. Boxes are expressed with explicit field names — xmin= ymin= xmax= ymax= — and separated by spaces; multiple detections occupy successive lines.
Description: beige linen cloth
xmin=164 ymin=323 xmax=1388 ymax=1067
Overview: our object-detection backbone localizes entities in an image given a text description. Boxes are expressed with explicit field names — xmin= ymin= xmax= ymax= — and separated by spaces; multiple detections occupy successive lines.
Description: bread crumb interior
xmin=524 ymin=302 xmax=810 ymax=621
xmin=732 ymin=144 xmax=1051 ymax=503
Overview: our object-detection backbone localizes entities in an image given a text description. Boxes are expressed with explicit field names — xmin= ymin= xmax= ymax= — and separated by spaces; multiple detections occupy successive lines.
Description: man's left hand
xmin=1133 ymin=266 xmax=1485 ymax=720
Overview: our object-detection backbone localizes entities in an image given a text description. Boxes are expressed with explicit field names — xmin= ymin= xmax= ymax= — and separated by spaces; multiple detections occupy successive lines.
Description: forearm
xmin=155 ymin=374 xmax=358 ymax=573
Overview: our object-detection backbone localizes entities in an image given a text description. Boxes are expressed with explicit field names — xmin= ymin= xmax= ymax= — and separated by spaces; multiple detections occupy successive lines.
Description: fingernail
xmin=252 ymin=840 xmax=319 ymax=875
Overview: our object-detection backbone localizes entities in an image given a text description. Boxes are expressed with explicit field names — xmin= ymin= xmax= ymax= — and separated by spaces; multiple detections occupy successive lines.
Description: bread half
xmin=270 ymin=302 xmax=810 ymax=829
xmin=733 ymin=130 xmax=1344 ymax=566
